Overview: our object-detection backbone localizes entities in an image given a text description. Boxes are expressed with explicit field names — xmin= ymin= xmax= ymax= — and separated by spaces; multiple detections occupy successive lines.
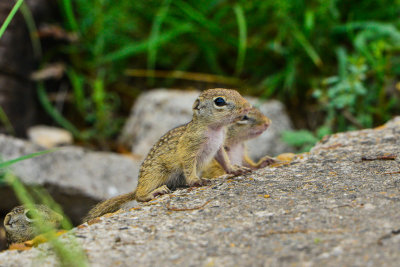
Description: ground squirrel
xmin=83 ymin=88 xmax=251 ymax=222
xmin=4 ymin=205 xmax=63 ymax=246
xmin=203 ymin=107 xmax=276 ymax=178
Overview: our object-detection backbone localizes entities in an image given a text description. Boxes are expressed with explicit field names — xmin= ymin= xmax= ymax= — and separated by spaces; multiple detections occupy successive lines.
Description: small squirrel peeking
xmin=4 ymin=205 xmax=63 ymax=246
xmin=203 ymin=107 xmax=276 ymax=178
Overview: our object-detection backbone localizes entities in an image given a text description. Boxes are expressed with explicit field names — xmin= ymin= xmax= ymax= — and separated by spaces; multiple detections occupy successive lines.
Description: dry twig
xmin=166 ymin=200 xmax=211 ymax=211
xmin=259 ymin=228 xmax=345 ymax=237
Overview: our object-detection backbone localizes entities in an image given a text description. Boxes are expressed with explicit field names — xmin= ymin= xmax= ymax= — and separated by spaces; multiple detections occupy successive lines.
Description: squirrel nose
xmin=264 ymin=117 xmax=271 ymax=127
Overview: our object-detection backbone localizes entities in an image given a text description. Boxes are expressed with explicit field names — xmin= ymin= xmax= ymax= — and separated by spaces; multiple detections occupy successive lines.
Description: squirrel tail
xmin=82 ymin=190 xmax=136 ymax=223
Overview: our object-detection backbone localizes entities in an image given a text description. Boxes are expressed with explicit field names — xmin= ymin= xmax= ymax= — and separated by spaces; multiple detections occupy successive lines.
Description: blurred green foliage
xmin=0 ymin=151 xmax=87 ymax=266
xmin=282 ymin=126 xmax=331 ymax=152
xmin=41 ymin=0 xmax=400 ymax=148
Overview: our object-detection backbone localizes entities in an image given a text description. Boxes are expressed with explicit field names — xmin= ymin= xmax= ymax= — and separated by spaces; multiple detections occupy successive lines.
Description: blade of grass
xmin=196 ymin=36 xmax=224 ymax=74
xmin=0 ymin=105 xmax=15 ymax=135
xmin=147 ymin=0 xmax=172 ymax=85
xmin=0 ymin=149 xmax=55 ymax=169
xmin=334 ymin=21 xmax=400 ymax=41
xmin=67 ymin=68 xmax=85 ymax=115
xmin=37 ymin=82 xmax=83 ymax=139
xmin=283 ymin=58 xmax=296 ymax=92
xmin=165 ymin=52 xmax=198 ymax=86
xmin=3 ymin=172 xmax=35 ymax=205
xmin=0 ymin=0 xmax=24 ymax=39
xmin=5 ymin=172 xmax=88 ymax=267
xmin=174 ymin=0 xmax=237 ymax=47
xmin=20 ymin=2 xmax=42 ymax=58
xmin=288 ymin=20 xmax=322 ymax=67
xmin=260 ymin=72 xmax=285 ymax=97
xmin=233 ymin=4 xmax=247 ymax=75
xmin=337 ymin=47 xmax=347 ymax=80
xmin=31 ymin=187 xmax=73 ymax=230
xmin=59 ymin=0 xmax=79 ymax=32
xmin=101 ymin=23 xmax=193 ymax=63
xmin=92 ymin=76 xmax=106 ymax=134
xmin=304 ymin=10 xmax=315 ymax=33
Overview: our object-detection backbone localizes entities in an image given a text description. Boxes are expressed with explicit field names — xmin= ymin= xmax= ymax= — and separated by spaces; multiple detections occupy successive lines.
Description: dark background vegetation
xmin=3 ymin=0 xmax=400 ymax=150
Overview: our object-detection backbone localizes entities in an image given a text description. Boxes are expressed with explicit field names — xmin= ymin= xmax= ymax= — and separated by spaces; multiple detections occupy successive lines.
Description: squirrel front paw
xmin=227 ymin=165 xmax=251 ymax=176
xmin=151 ymin=185 xmax=171 ymax=198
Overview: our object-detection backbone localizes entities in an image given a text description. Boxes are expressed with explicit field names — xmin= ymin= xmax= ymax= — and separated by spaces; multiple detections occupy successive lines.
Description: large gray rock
xmin=119 ymin=89 xmax=294 ymax=159
xmin=1 ymin=117 xmax=399 ymax=266
xmin=0 ymin=135 xmax=140 ymax=223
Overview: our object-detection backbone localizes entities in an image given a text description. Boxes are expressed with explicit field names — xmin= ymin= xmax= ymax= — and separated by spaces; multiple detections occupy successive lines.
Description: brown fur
xmin=83 ymin=88 xmax=251 ymax=222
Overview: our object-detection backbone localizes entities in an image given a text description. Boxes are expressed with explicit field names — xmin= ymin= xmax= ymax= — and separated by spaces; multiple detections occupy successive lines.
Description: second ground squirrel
xmin=83 ymin=88 xmax=251 ymax=222
xmin=4 ymin=205 xmax=63 ymax=246
xmin=203 ymin=107 xmax=276 ymax=178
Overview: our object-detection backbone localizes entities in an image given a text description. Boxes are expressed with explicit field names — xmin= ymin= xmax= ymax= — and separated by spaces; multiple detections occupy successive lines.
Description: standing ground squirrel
xmin=203 ymin=107 xmax=276 ymax=178
xmin=83 ymin=88 xmax=251 ymax=222
xmin=4 ymin=205 xmax=63 ymax=246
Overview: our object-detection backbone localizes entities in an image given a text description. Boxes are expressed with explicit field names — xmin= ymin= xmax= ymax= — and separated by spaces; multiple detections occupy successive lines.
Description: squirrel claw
xmin=151 ymin=185 xmax=171 ymax=198
xmin=228 ymin=165 xmax=251 ymax=176
xmin=258 ymin=157 xmax=276 ymax=168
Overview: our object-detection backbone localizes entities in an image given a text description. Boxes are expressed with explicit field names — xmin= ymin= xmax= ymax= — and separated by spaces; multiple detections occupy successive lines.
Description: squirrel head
xmin=225 ymin=107 xmax=271 ymax=146
xmin=192 ymin=88 xmax=251 ymax=127
xmin=4 ymin=205 xmax=63 ymax=245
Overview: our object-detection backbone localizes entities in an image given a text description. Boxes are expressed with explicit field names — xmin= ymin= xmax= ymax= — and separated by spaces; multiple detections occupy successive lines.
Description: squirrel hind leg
xmin=135 ymin=185 xmax=171 ymax=202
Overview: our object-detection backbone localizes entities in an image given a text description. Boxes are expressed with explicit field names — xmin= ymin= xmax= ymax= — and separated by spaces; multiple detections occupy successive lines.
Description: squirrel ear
xmin=192 ymin=98 xmax=200 ymax=110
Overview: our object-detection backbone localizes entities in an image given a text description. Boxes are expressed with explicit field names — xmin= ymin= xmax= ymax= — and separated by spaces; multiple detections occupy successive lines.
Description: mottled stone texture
xmin=0 ymin=117 xmax=399 ymax=266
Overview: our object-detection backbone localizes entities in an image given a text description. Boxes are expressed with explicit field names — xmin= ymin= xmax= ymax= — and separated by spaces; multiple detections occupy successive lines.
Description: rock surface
xmin=1 ymin=117 xmax=399 ymax=266
xmin=27 ymin=125 xmax=73 ymax=148
xmin=119 ymin=89 xmax=294 ymax=159
xmin=0 ymin=135 xmax=140 ymax=223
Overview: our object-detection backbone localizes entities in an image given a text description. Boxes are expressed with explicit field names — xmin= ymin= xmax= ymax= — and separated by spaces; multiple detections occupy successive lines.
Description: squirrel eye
xmin=24 ymin=210 xmax=35 ymax=221
xmin=214 ymin=97 xmax=226 ymax=106
xmin=242 ymin=115 xmax=249 ymax=120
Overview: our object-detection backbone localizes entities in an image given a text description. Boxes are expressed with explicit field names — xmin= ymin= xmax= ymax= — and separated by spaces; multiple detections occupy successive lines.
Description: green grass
xmin=233 ymin=4 xmax=247 ymax=76
xmin=37 ymin=83 xmax=84 ymax=139
xmin=32 ymin=0 xmax=400 ymax=149
xmin=0 ymin=0 xmax=24 ymax=38
xmin=0 ymin=149 xmax=55 ymax=169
